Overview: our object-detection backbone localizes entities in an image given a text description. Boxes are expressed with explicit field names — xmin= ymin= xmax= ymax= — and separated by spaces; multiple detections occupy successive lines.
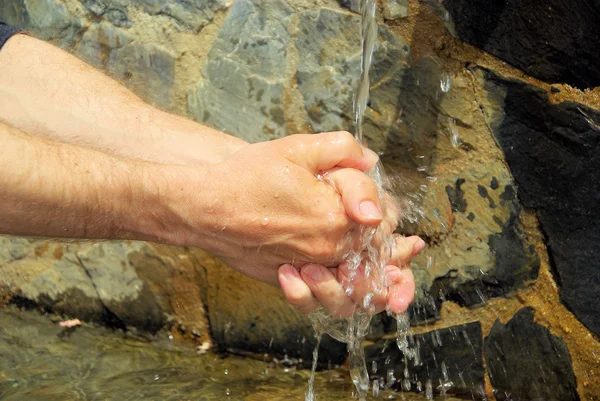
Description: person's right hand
xmin=153 ymin=131 xmax=383 ymax=285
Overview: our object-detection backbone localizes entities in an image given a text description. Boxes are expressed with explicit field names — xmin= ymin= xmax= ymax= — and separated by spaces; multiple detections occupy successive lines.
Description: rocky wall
xmin=1 ymin=0 xmax=599 ymax=399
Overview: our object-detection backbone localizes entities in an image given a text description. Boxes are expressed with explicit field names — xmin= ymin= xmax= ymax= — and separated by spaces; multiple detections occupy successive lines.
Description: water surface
xmin=0 ymin=308 xmax=463 ymax=401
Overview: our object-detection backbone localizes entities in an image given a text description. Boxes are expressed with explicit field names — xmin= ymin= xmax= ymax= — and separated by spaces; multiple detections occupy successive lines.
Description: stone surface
xmin=405 ymin=162 xmax=540 ymax=325
xmin=77 ymin=21 xmax=176 ymax=109
xmin=481 ymin=69 xmax=600 ymax=337
xmin=79 ymin=0 xmax=231 ymax=31
xmin=484 ymin=307 xmax=579 ymax=401
xmin=0 ymin=0 xmax=84 ymax=48
xmin=192 ymin=248 xmax=347 ymax=366
xmin=297 ymin=8 xmax=439 ymax=169
xmin=0 ymin=237 xmax=210 ymax=335
xmin=187 ymin=0 xmax=292 ymax=142
xmin=443 ymin=0 xmax=600 ymax=89
xmin=366 ymin=322 xmax=485 ymax=398
xmin=383 ymin=0 xmax=408 ymax=20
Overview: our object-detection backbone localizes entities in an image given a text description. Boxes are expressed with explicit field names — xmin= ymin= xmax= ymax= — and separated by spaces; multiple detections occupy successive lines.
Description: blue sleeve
xmin=0 ymin=20 xmax=21 ymax=50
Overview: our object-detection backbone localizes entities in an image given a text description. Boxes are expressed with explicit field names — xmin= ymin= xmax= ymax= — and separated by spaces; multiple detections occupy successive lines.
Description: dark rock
xmin=482 ymin=70 xmax=600 ymax=336
xmin=484 ymin=307 xmax=579 ymax=401
xmin=365 ymin=322 xmax=485 ymax=398
xmin=193 ymin=249 xmax=347 ymax=368
xmin=446 ymin=178 xmax=467 ymax=213
xmin=443 ymin=0 xmax=600 ymax=89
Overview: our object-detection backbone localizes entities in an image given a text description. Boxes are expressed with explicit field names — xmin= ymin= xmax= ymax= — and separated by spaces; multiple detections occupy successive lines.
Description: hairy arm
xmin=0 ymin=34 xmax=247 ymax=166
xmin=0 ymin=121 xmax=179 ymax=241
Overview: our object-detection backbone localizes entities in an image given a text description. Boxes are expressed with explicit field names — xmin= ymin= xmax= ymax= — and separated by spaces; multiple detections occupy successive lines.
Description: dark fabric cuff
xmin=0 ymin=21 xmax=22 ymax=50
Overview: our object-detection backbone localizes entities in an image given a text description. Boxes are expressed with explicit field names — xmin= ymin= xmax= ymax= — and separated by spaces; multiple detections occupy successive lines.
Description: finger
xmin=279 ymin=132 xmax=379 ymax=173
xmin=337 ymin=261 xmax=387 ymax=315
xmin=325 ymin=167 xmax=383 ymax=227
xmin=390 ymin=235 xmax=426 ymax=267
xmin=385 ymin=265 xmax=415 ymax=314
xmin=300 ymin=264 xmax=356 ymax=318
xmin=278 ymin=264 xmax=319 ymax=314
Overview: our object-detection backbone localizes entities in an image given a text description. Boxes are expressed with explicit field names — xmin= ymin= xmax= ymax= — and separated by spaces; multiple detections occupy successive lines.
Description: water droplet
xmin=440 ymin=72 xmax=452 ymax=93
xmin=448 ymin=117 xmax=461 ymax=148
xmin=224 ymin=369 xmax=228 ymax=375
xmin=373 ymin=379 xmax=380 ymax=397
xmin=425 ymin=379 xmax=433 ymax=399
xmin=261 ymin=217 xmax=269 ymax=226
xmin=226 ymin=388 xmax=231 ymax=396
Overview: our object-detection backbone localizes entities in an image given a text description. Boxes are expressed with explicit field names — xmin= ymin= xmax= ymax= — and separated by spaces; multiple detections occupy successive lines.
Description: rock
xmin=365 ymin=322 xmax=485 ymax=398
xmin=0 ymin=0 xmax=85 ymax=48
xmin=187 ymin=0 xmax=293 ymax=142
xmin=76 ymin=22 xmax=176 ymax=109
xmin=442 ymin=0 xmax=600 ymax=89
xmin=407 ymin=163 xmax=540 ymax=324
xmin=484 ymin=307 xmax=579 ymax=401
xmin=79 ymin=0 xmax=231 ymax=31
xmin=383 ymin=0 xmax=408 ymax=20
xmin=75 ymin=242 xmax=169 ymax=333
xmin=0 ymin=237 xmax=214 ymax=336
xmin=480 ymin=69 xmax=600 ymax=337
xmin=297 ymin=8 xmax=432 ymax=168
xmin=192 ymin=249 xmax=347 ymax=367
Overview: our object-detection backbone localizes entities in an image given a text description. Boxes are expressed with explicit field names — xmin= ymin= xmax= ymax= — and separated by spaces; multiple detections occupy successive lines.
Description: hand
xmin=278 ymin=235 xmax=424 ymax=317
xmin=156 ymin=132 xmax=383 ymax=285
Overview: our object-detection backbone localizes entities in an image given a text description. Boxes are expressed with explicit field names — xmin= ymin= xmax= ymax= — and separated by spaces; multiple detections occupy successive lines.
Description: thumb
xmin=279 ymin=132 xmax=379 ymax=173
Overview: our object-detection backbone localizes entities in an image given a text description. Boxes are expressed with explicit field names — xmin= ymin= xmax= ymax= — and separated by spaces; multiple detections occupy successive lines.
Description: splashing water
xmin=306 ymin=1 xmax=416 ymax=400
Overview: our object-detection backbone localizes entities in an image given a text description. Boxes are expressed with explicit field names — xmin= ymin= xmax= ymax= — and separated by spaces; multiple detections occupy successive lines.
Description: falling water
xmin=306 ymin=1 xmax=415 ymax=400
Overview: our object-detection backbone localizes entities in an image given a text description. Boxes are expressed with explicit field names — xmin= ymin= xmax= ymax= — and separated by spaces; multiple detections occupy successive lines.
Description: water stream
xmin=306 ymin=2 xmax=415 ymax=400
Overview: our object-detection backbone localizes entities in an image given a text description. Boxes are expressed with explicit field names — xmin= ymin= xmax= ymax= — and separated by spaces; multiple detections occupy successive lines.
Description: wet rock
xmin=443 ymin=0 xmax=600 ymax=89
xmin=192 ymin=249 xmax=347 ymax=367
xmin=484 ymin=307 xmax=579 ymax=401
xmin=406 ymin=163 xmax=540 ymax=325
xmin=481 ymin=69 xmax=600 ymax=336
xmin=365 ymin=322 xmax=485 ymax=398
xmin=297 ymin=8 xmax=438 ymax=169
xmin=79 ymin=0 xmax=230 ymax=31
xmin=187 ymin=0 xmax=293 ymax=142
xmin=77 ymin=22 xmax=176 ymax=109
xmin=0 ymin=0 xmax=85 ymax=48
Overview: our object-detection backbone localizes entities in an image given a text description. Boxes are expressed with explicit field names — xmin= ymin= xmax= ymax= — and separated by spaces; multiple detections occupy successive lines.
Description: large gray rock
xmin=296 ymin=8 xmax=423 ymax=165
xmin=0 ymin=237 xmax=180 ymax=333
xmin=187 ymin=0 xmax=293 ymax=142
xmin=76 ymin=21 xmax=176 ymax=109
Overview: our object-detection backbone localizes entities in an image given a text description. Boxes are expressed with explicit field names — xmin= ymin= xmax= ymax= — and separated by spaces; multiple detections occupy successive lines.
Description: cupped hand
xmin=161 ymin=131 xmax=383 ymax=284
xmin=278 ymin=235 xmax=424 ymax=317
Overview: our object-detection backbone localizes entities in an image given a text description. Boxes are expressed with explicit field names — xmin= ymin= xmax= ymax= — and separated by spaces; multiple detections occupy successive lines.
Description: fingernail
xmin=279 ymin=264 xmax=299 ymax=282
xmin=302 ymin=264 xmax=324 ymax=281
xmin=413 ymin=238 xmax=426 ymax=254
xmin=359 ymin=200 xmax=383 ymax=220
xmin=363 ymin=148 xmax=380 ymax=168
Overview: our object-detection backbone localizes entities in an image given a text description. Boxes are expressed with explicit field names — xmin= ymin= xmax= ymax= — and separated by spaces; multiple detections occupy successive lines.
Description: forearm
xmin=0 ymin=34 xmax=247 ymax=166
xmin=0 ymin=121 xmax=175 ymax=241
